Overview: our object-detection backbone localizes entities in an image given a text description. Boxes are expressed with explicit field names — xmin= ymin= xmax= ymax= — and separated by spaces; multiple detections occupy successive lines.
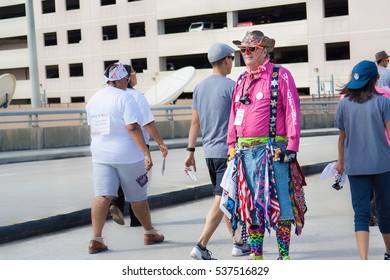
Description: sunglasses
xmin=239 ymin=94 xmax=251 ymax=105
xmin=239 ymin=45 xmax=264 ymax=53
xmin=226 ymin=56 xmax=234 ymax=61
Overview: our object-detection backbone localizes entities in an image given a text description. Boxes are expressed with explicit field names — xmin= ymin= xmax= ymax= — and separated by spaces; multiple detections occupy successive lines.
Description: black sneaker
xmin=190 ymin=244 xmax=216 ymax=260
xmin=130 ymin=220 xmax=142 ymax=227
xmin=385 ymin=253 xmax=390 ymax=260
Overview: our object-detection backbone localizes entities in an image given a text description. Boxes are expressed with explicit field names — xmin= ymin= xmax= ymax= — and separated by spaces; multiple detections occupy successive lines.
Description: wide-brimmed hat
xmin=347 ymin=60 xmax=378 ymax=90
xmin=233 ymin=30 xmax=275 ymax=52
xmin=207 ymin=43 xmax=235 ymax=63
xmin=375 ymin=50 xmax=389 ymax=62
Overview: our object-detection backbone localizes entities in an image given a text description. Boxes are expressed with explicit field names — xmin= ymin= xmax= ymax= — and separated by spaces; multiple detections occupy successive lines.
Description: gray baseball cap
xmin=207 ymin=43 xmax=235 ymax=63
xmin=375 ymin=50 xmax=389 ymax=62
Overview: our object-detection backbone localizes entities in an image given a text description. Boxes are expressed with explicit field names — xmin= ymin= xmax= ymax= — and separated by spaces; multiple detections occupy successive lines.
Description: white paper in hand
xmin=320 ymin=161 xmax=346 ymax=187
xmin=320 ymin=162 xmax=337 ymax=180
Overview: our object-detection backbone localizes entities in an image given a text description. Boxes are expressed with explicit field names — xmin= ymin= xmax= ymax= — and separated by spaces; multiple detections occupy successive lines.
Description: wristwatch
xmin=186 ymin=147 xmax=195 ymax=152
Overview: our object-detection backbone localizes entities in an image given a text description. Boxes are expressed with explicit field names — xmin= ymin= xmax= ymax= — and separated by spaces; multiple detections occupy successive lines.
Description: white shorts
xmin=92 ymin=160 xmax=148 ymax=202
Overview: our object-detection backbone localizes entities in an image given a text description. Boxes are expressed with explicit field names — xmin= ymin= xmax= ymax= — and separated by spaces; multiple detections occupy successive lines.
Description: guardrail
xmin=0 ymin=105 xmax=193 ymax=128
xmin=0 ymin=102 xmax=339 ymax=128
xmin=300 ymin=101 xmax=339 ymax=113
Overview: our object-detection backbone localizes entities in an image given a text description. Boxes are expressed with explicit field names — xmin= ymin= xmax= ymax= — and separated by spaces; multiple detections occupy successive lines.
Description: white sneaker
xmin=232 ymin=242 xmax=251 ymax=257
xmin=190 ymin=244 xmax=216 ymax=260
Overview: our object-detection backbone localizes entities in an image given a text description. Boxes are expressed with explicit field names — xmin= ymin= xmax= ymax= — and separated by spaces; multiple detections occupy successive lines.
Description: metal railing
xmin=0 ymin=105 xmax=193 ymax=128
xmin=0 ymin=109 xmax=87 ymax=127
xmin=300 ymin=101 xmax=339 ymax=113
xmin=0 ymin=102 xmax=339 ymax=128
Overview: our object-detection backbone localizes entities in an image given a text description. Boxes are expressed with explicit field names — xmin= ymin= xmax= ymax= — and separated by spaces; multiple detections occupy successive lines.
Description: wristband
xmin=186 ymin=147 xmax=195 ymax=152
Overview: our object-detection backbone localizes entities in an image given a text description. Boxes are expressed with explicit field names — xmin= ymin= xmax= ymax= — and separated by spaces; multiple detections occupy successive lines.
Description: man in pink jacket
xmin=226 ymin=30 xmax=302 ymax=260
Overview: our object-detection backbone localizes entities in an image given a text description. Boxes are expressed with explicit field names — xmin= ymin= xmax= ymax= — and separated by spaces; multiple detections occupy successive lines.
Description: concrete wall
xmin=0 ymin=120 xmax=192 ymax=152
xmin=0 ymin=114 xmax=334 ymax=151
xmin=301 ymin=112 xmax=335 ymax=129
xmin=0 ymin=128 xmax=44 ymax=151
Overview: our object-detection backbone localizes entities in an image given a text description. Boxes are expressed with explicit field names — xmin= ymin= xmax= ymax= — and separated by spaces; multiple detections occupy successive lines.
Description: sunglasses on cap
xmin=239 ymin=45 xmax=264 ymax=53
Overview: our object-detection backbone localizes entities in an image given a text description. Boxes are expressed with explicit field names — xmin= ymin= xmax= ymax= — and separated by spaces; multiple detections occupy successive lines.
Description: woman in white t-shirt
xmin=86 ymin=63 xmax=164 ymax=254
xmin=109 ymin=64 xmax=168 ymax=227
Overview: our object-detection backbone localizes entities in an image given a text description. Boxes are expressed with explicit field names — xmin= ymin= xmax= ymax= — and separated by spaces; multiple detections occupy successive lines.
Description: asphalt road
xmin=0 ymin=135 xmax=338 ymax=227
xmin=0 ymin=173 xmax=386 ymax=260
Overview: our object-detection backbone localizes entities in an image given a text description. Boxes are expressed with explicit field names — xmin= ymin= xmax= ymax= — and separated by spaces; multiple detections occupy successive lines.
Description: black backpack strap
xmin=269 ymin=65 xmax=280 ymax=143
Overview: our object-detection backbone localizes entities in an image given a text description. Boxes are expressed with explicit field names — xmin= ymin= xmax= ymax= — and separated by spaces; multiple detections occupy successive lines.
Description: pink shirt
xmin=376 ymin=86 xmax=390 ymax=98
xmin=376 ymin=86 xmax=390 ymax=145
xmin=227 ymin=62 xmax=301 ymax=151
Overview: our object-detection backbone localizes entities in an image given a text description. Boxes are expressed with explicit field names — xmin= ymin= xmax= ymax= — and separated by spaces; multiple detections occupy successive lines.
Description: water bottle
xmin=187 ymin=166 xmax=197 ymax=182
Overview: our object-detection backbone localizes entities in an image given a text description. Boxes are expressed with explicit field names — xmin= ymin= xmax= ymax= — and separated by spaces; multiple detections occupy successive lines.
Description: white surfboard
xmin=144 ymin=66 xmax=196 ymax=106
xmin=0 ymin=74 xmax=16 ymax=109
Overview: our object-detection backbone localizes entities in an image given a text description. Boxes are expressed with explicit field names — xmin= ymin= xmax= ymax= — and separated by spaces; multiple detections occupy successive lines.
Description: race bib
xmin=90 ymin=114 xmax=110 ymax=136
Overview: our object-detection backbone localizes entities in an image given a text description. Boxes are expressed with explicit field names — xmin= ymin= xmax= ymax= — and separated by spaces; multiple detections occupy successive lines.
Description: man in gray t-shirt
xmin=192 ymin=75 xmax=234 ymax=158
xmin=375 ymin=50 xmax=390 ymax=88
xmin=185 ymin=43 xmax=250 ymax=260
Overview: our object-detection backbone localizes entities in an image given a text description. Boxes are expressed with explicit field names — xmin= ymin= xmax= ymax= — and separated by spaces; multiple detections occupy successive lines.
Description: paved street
xmin=0 ymin=133 xmax=388 ymax=280
xmin=0 ymin=135 xmax=338 ymax=227
xmin=0 ymin=134 xmax=387 ymax=261
xmin=0 ymin=173 xmax=386 ymax=260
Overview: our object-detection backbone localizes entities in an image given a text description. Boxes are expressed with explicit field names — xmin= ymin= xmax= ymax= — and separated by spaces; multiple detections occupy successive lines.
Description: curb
xmin=0 ymin=131 xmax=337 ymax=165
xmin=0 ymin=184 xmax=214 ymax=245
xmin=0 ymin=161 xmax=333 ymax=244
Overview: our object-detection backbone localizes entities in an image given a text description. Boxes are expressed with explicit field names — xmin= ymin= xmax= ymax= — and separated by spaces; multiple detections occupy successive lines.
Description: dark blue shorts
xmin=205 ymin=158 xmax=227 ymax=196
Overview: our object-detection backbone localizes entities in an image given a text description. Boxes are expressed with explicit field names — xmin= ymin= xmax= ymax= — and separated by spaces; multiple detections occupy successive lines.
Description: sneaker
xmin=190 ymin=244 xmax=216 ymax=260
xmin=277 ymin=256 xmax=291 ymax=260
xmin=109 ymin=205 xmax=125 ymax=225
xmin=248 ymin=253 xmax=263 ymax=260
xmin=385 ymin=253 xmax=390 ymax=260
xmin=232 ymin=242 xmax=251 ymax=256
